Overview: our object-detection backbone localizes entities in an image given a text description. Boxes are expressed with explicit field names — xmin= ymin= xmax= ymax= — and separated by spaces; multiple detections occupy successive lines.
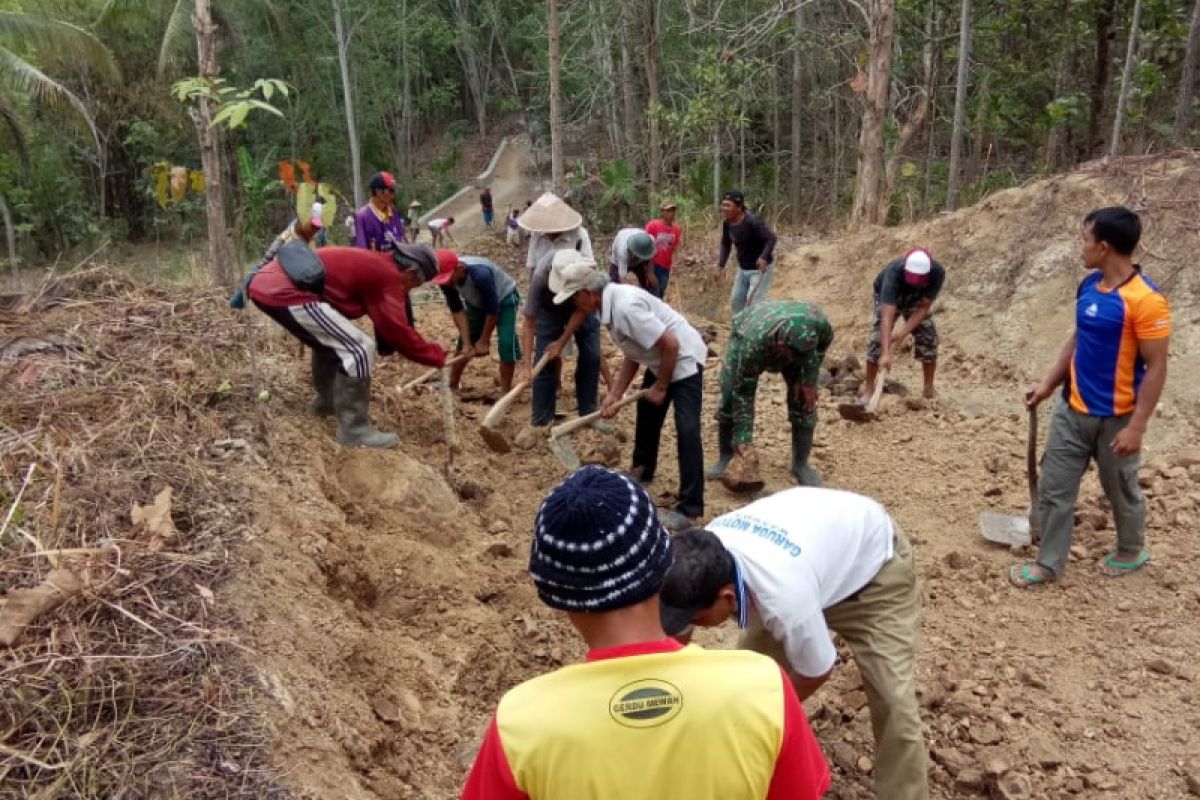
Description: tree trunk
xmin=644 ymin=0 xmax=662 ymax=192
xmin=548 ymin=0 xmax=565 ymax=195
xmin=1176 ymin=0 xmax=1200 ymax=141
xmin=883 ymin=1 xmax=935 ymax=220
xmin=617 ymin=0 xmax=639 ymax=163
xmin=192 ymin=0 xmax=234 ymax=287
xmin=0 ymin=190 xmax=16 ymax=279
xmin=1110 ymin=0 xmax=1144 ymax=157
xmin=332 ymin=0 xmax=363 ymax=207
xmin=850 ymin=0 xmax=896 ymax=227
xmin=946 ymin=0 xmax=970 ymax=211
xmin=400 ymin=0 xmax=414 ymax=177
xmin=590 ymin=0 xmax=622 ymax=158
xmin=1087 ymin=0 xmax=1118 ymax=156
xmin=789 ymin=1 xmax=803 ymax=225
xmin=712 ymin=128 xmax=721 ymax=209
xmin=770 ymin=60 xmax=780 ymax=213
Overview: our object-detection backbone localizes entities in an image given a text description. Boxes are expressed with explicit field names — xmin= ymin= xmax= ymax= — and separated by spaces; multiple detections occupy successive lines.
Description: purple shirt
xmin=353 ymin=203 xmax=406 ymax=251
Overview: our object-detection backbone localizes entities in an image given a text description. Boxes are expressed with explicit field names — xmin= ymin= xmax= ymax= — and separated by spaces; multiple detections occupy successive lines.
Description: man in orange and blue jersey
xmin=1010 ymin=206 xmax=1170 ymax=588
xmin=459 ymin=466 xmax=830 ymax=800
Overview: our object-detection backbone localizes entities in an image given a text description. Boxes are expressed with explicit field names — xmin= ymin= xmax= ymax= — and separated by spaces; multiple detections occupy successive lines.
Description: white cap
xmin=903 ymin=249 xmax=932 ymax=276
xmin=549 ymin=249 xmax=599 ymax=304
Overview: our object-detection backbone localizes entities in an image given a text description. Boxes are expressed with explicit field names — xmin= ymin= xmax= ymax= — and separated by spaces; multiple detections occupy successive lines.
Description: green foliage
xmin=170 ymin=77 xmax=291 ymax=129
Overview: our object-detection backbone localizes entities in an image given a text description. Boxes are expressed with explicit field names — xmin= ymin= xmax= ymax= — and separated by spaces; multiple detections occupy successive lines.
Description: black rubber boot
xmin=334 ymin=374 xmax=398 ymax=448
xmin=309 ymin=350 xmax=337 ymax=417
xmin=706 ymin=419 xmax=734 ymax=480
xmin=790 ymin=424 xmax=822 ymax=486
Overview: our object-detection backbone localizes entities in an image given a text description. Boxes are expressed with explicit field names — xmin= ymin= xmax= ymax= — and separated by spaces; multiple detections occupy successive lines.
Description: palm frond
xmin=157 ymin=0 xmax=195 ymax=78
xmin=0 ymin=11 xmax=119 ymax=83
xmin=0 ymin=47 xmax=101 ymax=153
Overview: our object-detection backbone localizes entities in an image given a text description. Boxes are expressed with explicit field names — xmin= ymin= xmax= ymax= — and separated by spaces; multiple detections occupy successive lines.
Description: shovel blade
xmin=549 ymin=435 xmax=581 ymax=470
xmin=478 ymin=424 xmax=511 ymax=454
xmin=837 ymin=403 xmax=877 ymax=423
xmin=979 ymin=512 xmax=1032 ymax=547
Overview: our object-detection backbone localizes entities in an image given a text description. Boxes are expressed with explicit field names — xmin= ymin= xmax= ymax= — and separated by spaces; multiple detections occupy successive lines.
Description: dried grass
xmin=0 ymin=267 xmax=285 ymax=798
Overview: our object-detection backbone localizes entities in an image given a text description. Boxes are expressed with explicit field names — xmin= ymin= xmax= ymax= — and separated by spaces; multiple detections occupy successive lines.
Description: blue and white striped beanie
xmin=530 ymin=466 xmax=673 ymax=612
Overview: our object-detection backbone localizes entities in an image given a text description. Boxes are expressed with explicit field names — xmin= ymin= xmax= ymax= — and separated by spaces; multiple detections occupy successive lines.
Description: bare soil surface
xmin=4 ymin=155 xmax=1199 ymax=800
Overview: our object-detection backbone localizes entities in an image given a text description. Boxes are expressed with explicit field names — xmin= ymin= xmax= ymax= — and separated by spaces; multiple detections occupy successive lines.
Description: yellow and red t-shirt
xmin=460 ymin=639 xmax=829 ymax=800
xmin=1067 ymin=269 xmax=1170 ymax=417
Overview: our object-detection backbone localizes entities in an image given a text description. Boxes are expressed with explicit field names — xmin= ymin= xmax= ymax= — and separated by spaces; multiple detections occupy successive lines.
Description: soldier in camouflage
xmin=708 ymin=300 xmax=834 ymax=486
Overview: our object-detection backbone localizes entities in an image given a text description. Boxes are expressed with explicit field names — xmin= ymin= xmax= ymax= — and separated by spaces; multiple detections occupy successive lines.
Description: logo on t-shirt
xmin=1085 ymin=302 xmax=1099 ymax=318
xmin=609 ymin=679 xmax=683 ymax=728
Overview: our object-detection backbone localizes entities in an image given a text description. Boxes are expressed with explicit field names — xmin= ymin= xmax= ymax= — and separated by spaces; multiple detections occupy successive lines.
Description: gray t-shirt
xmin=600 ymin=283 xmax=708 ymax=381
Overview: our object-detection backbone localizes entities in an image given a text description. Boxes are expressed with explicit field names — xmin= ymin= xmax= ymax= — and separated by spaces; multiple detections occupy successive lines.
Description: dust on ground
xmin=3 ymin=155 xmax=1199 ymax=800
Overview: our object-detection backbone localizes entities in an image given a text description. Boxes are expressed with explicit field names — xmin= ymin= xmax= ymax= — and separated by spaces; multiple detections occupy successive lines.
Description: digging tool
xmin=439 ymin=365 xmax=458 ymax=468
xmin=979 ymin=405 xmax=1041 ymax=547
xmin=837 ymin=368 xmax=888 ymax=423
xmin=397 ymin=353 xmax=471 ymax=394
xmin=479 ymin=352 xmax=554 ymax=453
xmin=548 ymin=390 xmax=647 ymax=470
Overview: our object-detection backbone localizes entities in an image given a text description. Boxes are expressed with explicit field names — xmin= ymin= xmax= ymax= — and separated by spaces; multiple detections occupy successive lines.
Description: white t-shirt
xmin=428 ymin=218 xmax=450 ymax=231
xmin=311 ymin=201 xmax=324 ymax=220
xmin=600 ymin=284 xmax=707 ymax=381
xmin=708 ymin=487 xmax=896 ymax=678
xmin=610 ymin=227 xmax=648 ymax=280
xmin=526 ymin=227 xmax=594 ymax=271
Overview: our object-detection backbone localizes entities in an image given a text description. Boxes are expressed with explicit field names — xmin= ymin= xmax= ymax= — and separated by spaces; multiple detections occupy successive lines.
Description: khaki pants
xmin=740 ymin=525 xmax=928 ymax=800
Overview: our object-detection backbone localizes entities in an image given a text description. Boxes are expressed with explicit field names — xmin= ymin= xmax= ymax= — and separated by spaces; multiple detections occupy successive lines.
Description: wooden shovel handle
xmin=865 ymin=368 xmax=888 ymax=413
xmin=1026 ymin=404 xmax=1039 ymax=505
xmin=479 ymin=351 xmax=554 ymax=426
xmin=397 ymin=353 xmax=471 ymax=393
xmin=550 ymin=390 xmax=648 ymax=438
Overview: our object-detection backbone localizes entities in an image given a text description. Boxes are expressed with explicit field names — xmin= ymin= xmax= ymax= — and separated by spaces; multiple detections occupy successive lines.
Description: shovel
xmin=979 ymin=405 xmax=1041 ymax=547
xmin=548 ymin=390 xmax=647 ymax=470
xmin=478 ymin=351 xmax=554 ymax=453
xmin=397 ymin=353 xmax=471 ymax=394
xmin=837 ymin=368 xmax=887 ymax=423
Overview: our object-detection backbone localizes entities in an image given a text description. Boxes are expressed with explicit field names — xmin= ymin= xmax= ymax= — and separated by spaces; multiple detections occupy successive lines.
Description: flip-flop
xmin=1008 ymin=563 xmax=1052 ymax=589
xmin=1098 ymin=550 xmax=1150 ymax=577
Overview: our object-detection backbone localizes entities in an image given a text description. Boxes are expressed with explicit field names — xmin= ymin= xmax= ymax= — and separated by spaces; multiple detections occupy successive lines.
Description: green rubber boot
xmin=790 ymin=425 xmax=822 ymax=487
xmin=706 ymin=419 xmax=734 ymax=480
xmin=334 ymin=374 xmax=398 ymax=449
xmin=309 ymin=349 xmax=337 ymax=417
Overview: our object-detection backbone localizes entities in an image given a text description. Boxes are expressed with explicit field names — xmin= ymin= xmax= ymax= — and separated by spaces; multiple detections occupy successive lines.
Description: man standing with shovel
xmin=1009 ymin=207 xmax=1170 ymax=588
xmin=555 ymin=269 xmax=709 ymax=531
xmin=708 ymin=300 xmax=833 ymax=490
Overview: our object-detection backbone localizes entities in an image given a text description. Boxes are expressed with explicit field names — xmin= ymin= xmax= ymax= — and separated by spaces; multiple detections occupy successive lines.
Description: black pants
xmin=632 ymin=368 xmax=704 ymax=519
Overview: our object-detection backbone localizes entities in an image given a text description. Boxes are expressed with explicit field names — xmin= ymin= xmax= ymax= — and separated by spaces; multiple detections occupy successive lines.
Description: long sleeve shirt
xmin=718 ymin=212 xmax=777 ymax=271
xmin=248 ymin=246 xmax=444 ymax=367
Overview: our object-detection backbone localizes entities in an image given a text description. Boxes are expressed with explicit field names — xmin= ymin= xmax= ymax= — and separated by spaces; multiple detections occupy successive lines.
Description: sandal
xmin=1098 ymin=550 xmax=1150 ymax=577
xmin=1008 ymin=563 xmax=1053 ymax=589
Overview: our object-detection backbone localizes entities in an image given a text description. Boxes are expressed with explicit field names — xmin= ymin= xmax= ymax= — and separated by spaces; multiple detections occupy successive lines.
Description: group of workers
xmin=241 ymin=181 xmax=1170 ymax=799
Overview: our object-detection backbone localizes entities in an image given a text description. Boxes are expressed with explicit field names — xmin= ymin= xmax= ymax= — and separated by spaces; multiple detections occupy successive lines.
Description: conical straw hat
xmin=518 ymin=192 xmax=583 ymax=234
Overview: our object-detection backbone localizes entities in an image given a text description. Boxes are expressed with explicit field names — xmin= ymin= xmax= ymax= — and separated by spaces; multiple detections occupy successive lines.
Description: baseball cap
xmin=722 ymin=189 xmax=745 ymax=207
xmin=549 ymin=249 xmax=600 ymax=304
xmin=431 ymin=249 xmax=461 ymax=285
xmin=390 ymin=243 xmax=439 ymax=283
xmin=369 ymin=171 xmax=397 ymax=192
xmin=660 ymin=200 xmax=678 ymax=211
xmin=903 ymin=249 xmax=932 ymax=286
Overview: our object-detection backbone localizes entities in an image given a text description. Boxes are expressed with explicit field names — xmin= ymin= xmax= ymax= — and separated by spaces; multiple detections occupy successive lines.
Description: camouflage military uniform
xmin=717 ymin=300 xmax=834 ymax=446
xmin=866 ymin=297 xmax=939 ymax=364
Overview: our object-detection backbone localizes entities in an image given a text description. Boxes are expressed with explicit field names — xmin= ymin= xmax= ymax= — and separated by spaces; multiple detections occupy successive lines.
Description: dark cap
xmin=658 ymin=529 xmax=735 ymax=636
xmin=390 ymin=243 xmax=439 ymax=282
xmin=722 ymin=189 xmax=745 ymax=207
xmin=369 ymin=171 xmax=397 ymax=192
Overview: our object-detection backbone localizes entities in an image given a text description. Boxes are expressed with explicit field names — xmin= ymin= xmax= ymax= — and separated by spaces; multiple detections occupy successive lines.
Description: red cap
xmin=432 ymin=249 xmax=460 ymax=285
xmin=369 ymin=171 xmax=397 ymax=191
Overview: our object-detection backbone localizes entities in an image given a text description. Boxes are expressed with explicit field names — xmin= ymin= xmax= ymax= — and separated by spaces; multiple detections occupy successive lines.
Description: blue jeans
xmin=730 ymin=265 xmax=773 ymax=314
xmin=532 ymin=311 xmax=601 ymax=426
xmin=653 ymin=264 xmax=670 ymax=299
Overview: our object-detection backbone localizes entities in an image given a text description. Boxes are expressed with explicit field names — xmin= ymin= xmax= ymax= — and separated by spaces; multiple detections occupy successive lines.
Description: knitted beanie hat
xmin=530 ymin=466 xmax=673 ymax=612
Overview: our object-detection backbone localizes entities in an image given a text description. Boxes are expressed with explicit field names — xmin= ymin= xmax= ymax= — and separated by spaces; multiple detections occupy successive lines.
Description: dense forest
xmin=2 ymin=0 xmax=1199 ymax=283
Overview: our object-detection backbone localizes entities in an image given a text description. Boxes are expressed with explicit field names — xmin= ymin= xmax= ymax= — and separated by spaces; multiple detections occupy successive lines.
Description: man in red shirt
xmin=249 ymin=242 xmax=445 ymax=448
xmin=644 ymin=200 xmax=682 ymax=299
xmin=460 ymin=465 xmax=830 ymax=800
